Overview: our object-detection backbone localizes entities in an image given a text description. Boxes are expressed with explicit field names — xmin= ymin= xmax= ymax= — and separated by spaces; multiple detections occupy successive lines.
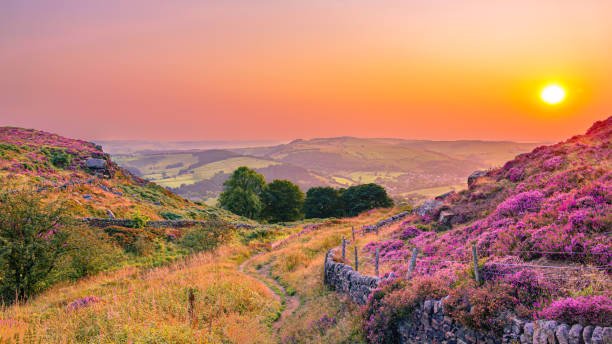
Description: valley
xmin=111 ymin=137 xmax=540 ymax=204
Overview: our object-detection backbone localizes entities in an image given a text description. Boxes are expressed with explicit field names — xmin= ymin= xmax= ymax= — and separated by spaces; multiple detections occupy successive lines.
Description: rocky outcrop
xmin=415 ymin=200 xmax=443 ymax=217
xmin=85 ymin=158 xmax=107 ymax=169
xmin=467 ymin=170 xmax=488 ymax=187
xmin=324 ymin=250 xmax=380 ymax=305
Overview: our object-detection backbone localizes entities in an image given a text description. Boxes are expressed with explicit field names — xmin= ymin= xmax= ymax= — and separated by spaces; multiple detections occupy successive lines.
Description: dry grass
xmin=246 ymin=208 xmax=397 ymax=344
xmin=0 ymin=244 xmax=281 ymax=344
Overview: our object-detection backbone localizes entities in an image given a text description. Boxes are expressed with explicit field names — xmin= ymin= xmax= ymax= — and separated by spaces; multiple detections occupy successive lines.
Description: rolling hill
xmin=112 ymin=137 xmax=541 ymax=203
xmin=0 ymin=127 xmax=238 ymax=221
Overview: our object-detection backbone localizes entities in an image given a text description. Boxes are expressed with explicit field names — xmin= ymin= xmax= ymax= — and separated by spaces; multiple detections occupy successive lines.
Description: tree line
xmin=219 ymin=167 xmax=393 ymax=222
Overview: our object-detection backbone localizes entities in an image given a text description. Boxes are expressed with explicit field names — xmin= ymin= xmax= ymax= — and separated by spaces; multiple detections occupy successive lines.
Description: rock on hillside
xmin=0 ymin=127 xmax=240 ymax=221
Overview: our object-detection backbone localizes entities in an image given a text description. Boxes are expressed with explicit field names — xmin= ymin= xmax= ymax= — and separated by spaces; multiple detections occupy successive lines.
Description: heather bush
xmin=495 ymin=190 xmax=544 ymax=217
xmin=538 ymin=296 xmax=612 ymax=326
xmin=445 ymin=281 xmax=517 ymax=334
xmin=363 ymin=275 xmax=451 ymax=343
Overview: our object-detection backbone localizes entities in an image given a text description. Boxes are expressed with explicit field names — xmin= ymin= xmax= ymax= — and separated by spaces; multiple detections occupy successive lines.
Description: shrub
xmin=41 ymin=147 xmax=73 ymax=169
xmin=160 ymin=211 xmax=182 ymax=220
xmin=130 ymin=211 xmax=149 ymax=228
xmin=0 ymin=186 xmax=71 ymax=303
xmin=538 ymin=296 xmax=612 ymax=326
xmin=179 ymin=221 xmax=232 ymax=252
xmin=363 ymin=275 xmax=451 ymax=344
xmin=495 ymin=191 xmax=544 ymax=217
xmin=445 ymin=281 xmax=517 ymax=334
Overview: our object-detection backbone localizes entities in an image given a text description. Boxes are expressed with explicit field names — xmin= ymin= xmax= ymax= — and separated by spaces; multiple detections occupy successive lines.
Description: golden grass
xmin=0 ymin=244 xmax=281 ymax=344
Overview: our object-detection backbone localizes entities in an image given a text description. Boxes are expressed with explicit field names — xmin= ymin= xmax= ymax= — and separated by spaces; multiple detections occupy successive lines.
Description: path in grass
xmin=238 ymin=247 xmax=300 ymax=335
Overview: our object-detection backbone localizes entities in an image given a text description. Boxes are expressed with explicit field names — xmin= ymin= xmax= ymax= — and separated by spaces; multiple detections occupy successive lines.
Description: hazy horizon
xmin=2 ymin=1 xmax=611 ymax=142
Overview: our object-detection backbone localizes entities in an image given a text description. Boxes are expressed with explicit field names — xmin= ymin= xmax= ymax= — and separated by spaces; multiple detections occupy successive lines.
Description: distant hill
xmin=112 ymin=137 xmax=540 ymax=203
xmin=0 ymin=127 xmax=238 ymax=221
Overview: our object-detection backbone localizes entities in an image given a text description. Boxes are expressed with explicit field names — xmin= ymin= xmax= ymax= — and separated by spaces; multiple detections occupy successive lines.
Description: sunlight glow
xmin=541 ymin=84 xmax=566 ymax=105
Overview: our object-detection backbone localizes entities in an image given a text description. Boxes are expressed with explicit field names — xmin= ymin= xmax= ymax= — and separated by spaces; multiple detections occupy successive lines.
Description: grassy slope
xmin=0 ymin=209 xmax=396 ymax=343
xmin=0 ymin=127 xmax=241 ymax=222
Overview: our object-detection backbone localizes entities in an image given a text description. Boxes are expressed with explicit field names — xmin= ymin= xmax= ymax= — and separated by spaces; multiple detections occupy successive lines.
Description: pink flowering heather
xmin=66 ymin=296 xmax=100 ymax=311
xmin=538 ymin=296 xmax=612 ymax=326
xmin=495 ymin=190 xmax=544 ymax=217
xmin=361 ymin=117 xmax=612 ymax=330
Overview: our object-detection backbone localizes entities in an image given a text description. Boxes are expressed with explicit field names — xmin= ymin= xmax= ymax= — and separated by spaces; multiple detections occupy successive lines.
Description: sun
xmin=540 ymin=84 xmax=566 ymax=105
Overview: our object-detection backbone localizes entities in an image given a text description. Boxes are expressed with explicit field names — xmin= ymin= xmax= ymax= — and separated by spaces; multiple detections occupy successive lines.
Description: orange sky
xmin=1 ymin=1 xmax=611 ymax=141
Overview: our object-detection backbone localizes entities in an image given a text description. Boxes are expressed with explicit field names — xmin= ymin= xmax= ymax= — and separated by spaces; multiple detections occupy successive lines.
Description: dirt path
xmin=238 ymin=248 xmax=300 ymax=334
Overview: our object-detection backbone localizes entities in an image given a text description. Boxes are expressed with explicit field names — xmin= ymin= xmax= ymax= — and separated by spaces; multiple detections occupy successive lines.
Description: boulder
xmin=86 ymin=158 xmax=107 ymax=169
xmin=467 ymin=170 xmax=488 ymax=187
xmin=416 ymin=199 xmax=443 ymax=217
xmin=438 ymin=210 xmax=455 ymax=226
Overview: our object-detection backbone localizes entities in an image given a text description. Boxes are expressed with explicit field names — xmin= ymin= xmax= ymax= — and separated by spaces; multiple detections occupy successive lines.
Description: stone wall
xmin=323 ymin=250 xmax=380 ymax=305
xmin=82 ymin=218 xmax=254 ymax=229
xmin=323 ymin=250 xmax=611 ymax=344
xmin=397 ymin=299 xmax=611 ymax=344
xmin=362 ymin=211 xmax=410 ymax=233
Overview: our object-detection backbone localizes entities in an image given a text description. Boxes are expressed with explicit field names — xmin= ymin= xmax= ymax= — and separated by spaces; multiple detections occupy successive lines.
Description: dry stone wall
xmin=324 ymin=250 xmax=612 ymax=344
xmin=82 ymin=218 xmax=254 ymax=229
xmin=324 ymin=250 xmax=380 ymax=305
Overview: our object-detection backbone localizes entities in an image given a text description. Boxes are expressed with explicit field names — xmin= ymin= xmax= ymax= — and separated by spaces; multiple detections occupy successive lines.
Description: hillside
xmin=0 ymin=127 xmax=236 ymax=221
xmin=340 ymin=117 xmax=611 ymax=341
xmin=112 ymin=138 xmax=540 ymax=203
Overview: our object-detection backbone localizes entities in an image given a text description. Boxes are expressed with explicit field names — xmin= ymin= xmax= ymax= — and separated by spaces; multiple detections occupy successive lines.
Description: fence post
xmin=352 ymin=226 xmax=355 ymax=242
xmin=188 ymin=288 xmax=196 ymax=325
xmin=342 ymin=237 xmax=346 ymax=261
xmin=354 ymin=246 xmax=359 ymax=272
xmin=375 ymin=247 xmax=380 ymax=277
xmin=472 ymin=243 xmax=480 ymax=284
xmin=406 ymin=248 xmax=418 ymax=279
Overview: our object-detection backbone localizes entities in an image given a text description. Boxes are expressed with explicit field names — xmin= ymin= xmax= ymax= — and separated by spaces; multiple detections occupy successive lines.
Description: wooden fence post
xmin=188 ymin=288 xmax=196 ymax=325
xmin=352 ymin=226 xmax=355 ymax=242
xmin=472 ymin=244 xmax=480 ymax=284
xmin=375 ymin=247 xmax=380 ymax=277
xmin=406 ymin=248 xmax=418 ymax=279
xmin=342 ymin=237 xmax=346 ymax=260
xmin=354 ymin=246 xmax=359 ymax=272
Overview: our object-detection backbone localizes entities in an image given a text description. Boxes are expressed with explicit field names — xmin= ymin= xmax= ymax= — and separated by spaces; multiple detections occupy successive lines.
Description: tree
xmin=303 ymin=187 xmax=344 ymax=219
xmin=261 ymin=180 xmax=305 ymax=223
xmin=0 ymin=186 xmax=70 ymax=303
xmin=218 ymin=167 xmax=266 ymax=219
xmin=341 ymin=183 xmax=393 ymax=216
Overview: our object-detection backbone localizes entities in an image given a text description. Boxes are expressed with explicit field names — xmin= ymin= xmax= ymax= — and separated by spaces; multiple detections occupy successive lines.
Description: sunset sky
xmin=1 ymin=0 xmax=611 ymax=142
